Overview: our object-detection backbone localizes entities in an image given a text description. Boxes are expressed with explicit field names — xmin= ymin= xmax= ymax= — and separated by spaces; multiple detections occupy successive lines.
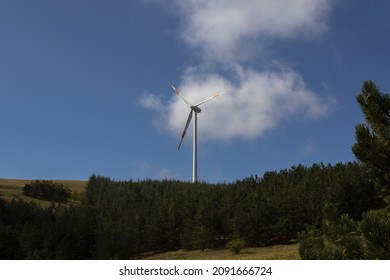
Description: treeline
xmin=0 ymin=162 xmax=382 ymax=259
xmin=84 ymin=162 xmax=381 ymax=258
xmin=22 ymin=180 xmax=71 ymax=203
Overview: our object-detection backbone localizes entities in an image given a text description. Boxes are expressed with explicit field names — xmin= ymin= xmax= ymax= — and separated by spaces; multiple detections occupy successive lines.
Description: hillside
xmin=0 ymin=178 xmax=86 ymax=206
xmin=0 ymin=162 xmax=385 ymax=260
xmin=142 ymin=244 xmax=300 ymax=260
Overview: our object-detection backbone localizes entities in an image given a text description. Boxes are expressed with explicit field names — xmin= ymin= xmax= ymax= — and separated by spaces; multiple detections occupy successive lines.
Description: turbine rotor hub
xmin=191 ymin=106 xmax=201 ymax=113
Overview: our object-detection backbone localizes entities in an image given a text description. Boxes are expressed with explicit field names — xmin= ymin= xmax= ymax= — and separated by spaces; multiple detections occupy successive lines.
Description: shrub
xmin=22 ymin=180 xmax=71 ymax=203
xmin=226 ymin=238 xmax=246 ymax=254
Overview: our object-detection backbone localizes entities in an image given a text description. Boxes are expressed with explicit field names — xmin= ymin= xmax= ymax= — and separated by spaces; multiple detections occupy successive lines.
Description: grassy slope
xmin=0 ymin=178 xmax=87 ymax=206
xmin=142 ymin=244 xmax=300 ymax=260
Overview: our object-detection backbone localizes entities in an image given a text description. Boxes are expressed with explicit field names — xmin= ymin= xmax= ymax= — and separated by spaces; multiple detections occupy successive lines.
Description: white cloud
xmin=139 ymin=92 xmax=164 ymax=111
xmin=170 ymin=0 xmax=332 ymax=61
xmin=141 ymin=0 xmax=336 ymax=142
xmin=164 ymin=66 xmax=334 ymax=141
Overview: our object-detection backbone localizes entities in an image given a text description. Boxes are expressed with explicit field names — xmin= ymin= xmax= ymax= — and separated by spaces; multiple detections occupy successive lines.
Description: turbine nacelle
xmin=191 ymin=106 xmax=201 ymax=113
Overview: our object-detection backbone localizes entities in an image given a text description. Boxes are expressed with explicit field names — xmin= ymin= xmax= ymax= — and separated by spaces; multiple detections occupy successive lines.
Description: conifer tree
xmin=352 ymin=80 xmax=390 ymax=202
xmin=299 ymin=81 xmax=390 ymax=260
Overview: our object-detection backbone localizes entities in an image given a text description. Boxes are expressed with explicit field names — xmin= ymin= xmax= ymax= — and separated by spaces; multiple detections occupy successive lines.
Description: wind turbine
xmin=169 ymin=83 xmax=226 ymax=183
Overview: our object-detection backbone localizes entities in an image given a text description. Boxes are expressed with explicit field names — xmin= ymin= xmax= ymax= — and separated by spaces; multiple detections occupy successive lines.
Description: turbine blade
xmin=194 ymin=90 xmax=227 ymax=107
xmin=169 ymin=83 xmax=193 ymax=107
xmin=178 ymin=110 xmax=193 ymax=151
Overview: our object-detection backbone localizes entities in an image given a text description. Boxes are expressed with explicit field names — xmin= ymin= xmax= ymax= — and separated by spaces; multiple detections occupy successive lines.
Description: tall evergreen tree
xmin=352 ymin=80 xmax=390 ymax=202
xmin=300 ymin=81 xmax=390 ymax=260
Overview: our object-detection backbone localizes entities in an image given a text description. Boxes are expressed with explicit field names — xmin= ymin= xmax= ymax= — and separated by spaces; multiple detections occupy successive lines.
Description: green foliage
xmin=298 ymin=228 xmax=335 ymax=260
xmin=299 ymin=205 xmax=390 ymax=260
xmin=299 ymin=203 xmax=363 ymax=260
xmin=226 ymin=238 xmax=247 ymax=254
xmin=0 ymin=198 xmax=96 ymax=260
xmin=71 ymin=190 xmax=86 ymax=203
xmin=351 ymin=80 xmax=390 ymax=259
xmin=359 ymin=208 xmax=390 ymax=259
xmin=352 ymin=80 xmax=390 ymax=202
xmin=22 ymin=180 xmax=71 ymax=203
xmin=300 ymin=80 xmax=390 ymax=260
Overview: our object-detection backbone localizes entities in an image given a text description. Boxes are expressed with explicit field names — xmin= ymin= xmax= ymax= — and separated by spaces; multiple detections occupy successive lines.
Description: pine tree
xmin=352 ymin=80 xmax=390 ymax=202
xmin=299 ymin=81 xmax=390 ymax=260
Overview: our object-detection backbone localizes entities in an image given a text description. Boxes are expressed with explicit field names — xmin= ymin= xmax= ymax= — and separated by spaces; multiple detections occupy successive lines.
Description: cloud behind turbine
xmin=141 ymin=0 xmax=335 ymax=142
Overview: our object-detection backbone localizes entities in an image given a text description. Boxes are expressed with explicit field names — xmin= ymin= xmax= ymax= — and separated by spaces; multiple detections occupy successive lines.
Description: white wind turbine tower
xmin=169 ymin=83 xmax=226 ymax=183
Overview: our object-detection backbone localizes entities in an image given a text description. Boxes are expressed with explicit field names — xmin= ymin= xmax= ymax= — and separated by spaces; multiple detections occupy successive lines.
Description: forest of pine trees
xmin=0 ymin=80 xmax=389 ymax=259
xmin=0 ymin=162 xmax=381 ymax=259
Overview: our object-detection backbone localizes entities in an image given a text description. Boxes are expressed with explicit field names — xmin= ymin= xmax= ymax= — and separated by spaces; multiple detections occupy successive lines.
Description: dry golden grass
xmin=0 ymin=178 xmax=87 ymax=206
xmin=142 ymin=244 xmax=300 ymax=260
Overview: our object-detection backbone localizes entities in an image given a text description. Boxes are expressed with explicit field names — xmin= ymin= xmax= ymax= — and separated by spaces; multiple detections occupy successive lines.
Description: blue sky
xmin=0 ymin=0 xmax=389 ymax=182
